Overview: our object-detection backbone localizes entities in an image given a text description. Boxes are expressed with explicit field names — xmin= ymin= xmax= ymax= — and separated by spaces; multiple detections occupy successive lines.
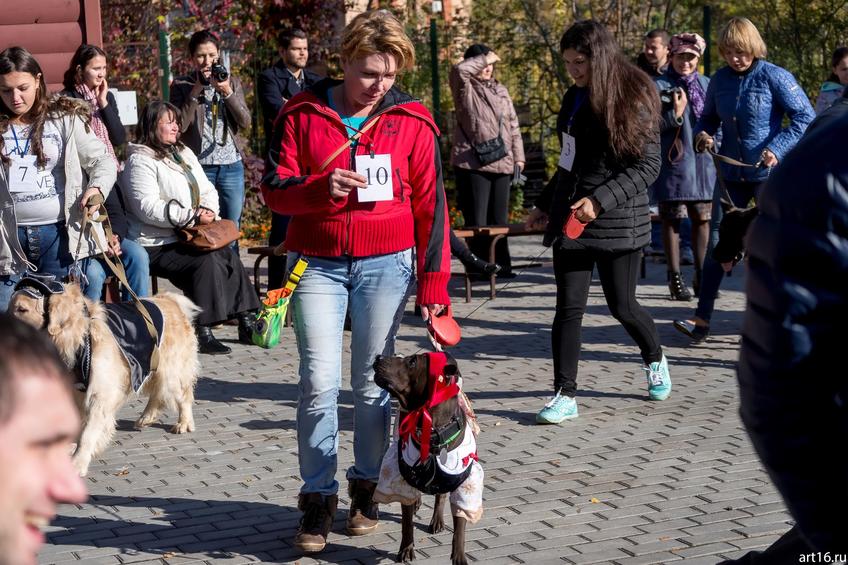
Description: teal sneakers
xmin=536 ymin=392 xmax=578 ymax=424
xmin=645 ymin=355 xmax=672 ymax=401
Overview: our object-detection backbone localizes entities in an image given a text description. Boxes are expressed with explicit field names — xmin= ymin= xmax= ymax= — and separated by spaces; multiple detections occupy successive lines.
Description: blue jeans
xmin=82 ymin=238 xmax=151 ymax=301
xmin=287 ymin=249 xmax=414 ymax=495
xmin=0 ymin=222 xmax=71 ymax=311
xmin=202 ymin=161 xmax=245 ymax=228
xmin=694 ymin=181 xmax=760 ymax=323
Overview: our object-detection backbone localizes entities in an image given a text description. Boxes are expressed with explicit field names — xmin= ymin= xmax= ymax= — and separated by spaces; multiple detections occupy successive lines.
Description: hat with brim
xmin=670 ymin=33 xmax=706 ymax=57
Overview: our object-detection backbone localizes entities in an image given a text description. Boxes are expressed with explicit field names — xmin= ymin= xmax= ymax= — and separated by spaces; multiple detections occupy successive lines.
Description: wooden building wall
xmin=0 ymin=0 xmax=102 ymax=92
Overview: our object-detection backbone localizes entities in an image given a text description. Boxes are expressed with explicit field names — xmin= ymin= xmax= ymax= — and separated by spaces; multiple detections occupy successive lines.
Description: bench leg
xmin=489 ymin=234 xmax=506 ymax=299
xmin=254 ymin=255 xmax=265 ymax=297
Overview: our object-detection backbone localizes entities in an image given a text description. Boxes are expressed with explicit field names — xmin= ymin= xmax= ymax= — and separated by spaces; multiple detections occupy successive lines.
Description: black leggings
xmin=552 ymin=246 xmax=663 ymax=396
xmin=455 ymin=167 xmax=512 ymax=271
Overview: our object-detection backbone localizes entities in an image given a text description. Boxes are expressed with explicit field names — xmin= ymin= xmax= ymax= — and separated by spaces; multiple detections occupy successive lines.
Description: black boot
xmin=467 ymin=253 xmax=502 ymax=275
xmin=237 ymin=312 xmax=256 ymax=345
xmin=196 ymin=325 xmax=231 ymax=355
xmin=668 ymin=271 xmax=693 ymax=301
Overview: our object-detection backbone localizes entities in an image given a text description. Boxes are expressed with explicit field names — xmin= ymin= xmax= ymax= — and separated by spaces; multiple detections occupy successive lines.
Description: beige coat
xmin=0 ymin=111 xmax=117 ymax=275
xmin=450 ymin=54 xmax=525 ymax=175
xmin=121 ymin=144 xmax=220 ymax=247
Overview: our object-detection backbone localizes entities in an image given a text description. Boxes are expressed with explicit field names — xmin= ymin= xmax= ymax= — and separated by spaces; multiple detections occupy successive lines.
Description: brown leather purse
xmin=166 ymin=149 xmax=239 ymax=251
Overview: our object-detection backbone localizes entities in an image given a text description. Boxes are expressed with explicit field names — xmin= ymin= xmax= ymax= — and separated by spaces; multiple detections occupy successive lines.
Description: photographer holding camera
xmin=171 ymin=29 xmax=250 ymax=235
xmin=653 ymin=33 xmax=715 ymax=302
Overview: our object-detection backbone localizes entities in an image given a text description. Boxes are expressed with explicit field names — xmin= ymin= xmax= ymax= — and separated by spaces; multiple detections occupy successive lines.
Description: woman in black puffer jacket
xmin=526 ymin=20 xmax=668 ymax=425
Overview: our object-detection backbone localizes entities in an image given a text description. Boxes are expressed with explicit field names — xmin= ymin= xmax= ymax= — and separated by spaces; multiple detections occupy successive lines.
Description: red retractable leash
xmin=426 ymin=305 xmax=462 ymax=350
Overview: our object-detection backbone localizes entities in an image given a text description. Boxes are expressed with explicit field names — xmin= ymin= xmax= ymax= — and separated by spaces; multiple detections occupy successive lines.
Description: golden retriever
xmin=9 ymin=282 xmax=201 ymax=476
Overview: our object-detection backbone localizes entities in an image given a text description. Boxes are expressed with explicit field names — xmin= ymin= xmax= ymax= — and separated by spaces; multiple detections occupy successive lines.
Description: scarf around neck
xmin=75 ymin=83 xmax=121 ymax=169
xmin=668 ymin=68 xmax=705 ymax=120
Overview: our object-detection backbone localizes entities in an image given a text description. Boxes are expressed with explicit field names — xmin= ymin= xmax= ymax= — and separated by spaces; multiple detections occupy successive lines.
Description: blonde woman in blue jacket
xmin=674 ymin=17 xmax=814 ymax=343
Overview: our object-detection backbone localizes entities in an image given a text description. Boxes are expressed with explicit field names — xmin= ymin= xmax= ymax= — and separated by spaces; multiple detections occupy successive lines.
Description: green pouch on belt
xmin=252 ymin=258 xmax=308 ymax=349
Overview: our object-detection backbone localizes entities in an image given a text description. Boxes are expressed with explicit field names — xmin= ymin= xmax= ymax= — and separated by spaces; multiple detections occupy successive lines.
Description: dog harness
xmin=396 ymin=352 xmax=477 ymax=494
xmin=374 ymin=352 xmax=484 ymax=523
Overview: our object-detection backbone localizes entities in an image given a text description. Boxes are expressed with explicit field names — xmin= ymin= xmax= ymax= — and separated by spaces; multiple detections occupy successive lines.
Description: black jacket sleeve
xmin=101 ymin=91 xmax=127 ymax=147
xmin=103 ymin=187 xmax=128 ymax=240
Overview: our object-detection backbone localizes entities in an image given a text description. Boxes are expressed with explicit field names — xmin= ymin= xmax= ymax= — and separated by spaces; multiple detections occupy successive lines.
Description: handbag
xmin=458 ymin=93 xmax=508 ymax=166
xmin=166 ymin=149 xmax=239 ymax=251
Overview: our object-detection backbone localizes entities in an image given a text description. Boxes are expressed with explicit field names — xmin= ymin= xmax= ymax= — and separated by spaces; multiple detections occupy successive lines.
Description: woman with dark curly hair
xmin=0 ymin=46 xmax=117 ymax=310
xmin=526 ymin=20 xmax=670 ymax=424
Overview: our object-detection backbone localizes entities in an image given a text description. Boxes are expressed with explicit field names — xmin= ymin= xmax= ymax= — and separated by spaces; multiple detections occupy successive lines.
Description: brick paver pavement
xmin=40 ymin=237 xmax=792 ymax=564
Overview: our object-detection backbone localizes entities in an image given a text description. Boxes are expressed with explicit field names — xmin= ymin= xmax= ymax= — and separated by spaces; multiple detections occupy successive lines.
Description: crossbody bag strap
xmin=165 ymin=148 xmax=202 ymax=228
xmin=318 ymin=115 xmax=382 ymax=173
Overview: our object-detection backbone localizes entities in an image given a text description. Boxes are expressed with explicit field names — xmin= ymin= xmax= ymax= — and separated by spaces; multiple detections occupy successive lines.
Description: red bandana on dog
xmin=398 ymin=351 xmax=460 ymax=462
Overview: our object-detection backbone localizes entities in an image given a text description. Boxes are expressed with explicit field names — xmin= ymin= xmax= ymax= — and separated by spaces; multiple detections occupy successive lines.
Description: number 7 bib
xmin=8 ymin=155 xmax=51 ymax=194
xmin=355 ymin=154 xmax=393 ymax=203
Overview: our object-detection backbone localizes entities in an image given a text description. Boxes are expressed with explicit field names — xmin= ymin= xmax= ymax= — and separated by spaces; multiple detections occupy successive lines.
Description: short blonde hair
xmin=718 ymin=17 xmax=767 ymax=59
xmin=340 ymin=10 xmax=415 ymax=71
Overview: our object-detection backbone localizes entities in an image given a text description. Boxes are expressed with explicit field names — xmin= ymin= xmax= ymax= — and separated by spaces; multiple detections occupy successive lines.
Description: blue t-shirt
xmin=328 ymin=93 xmax=367 ymax=140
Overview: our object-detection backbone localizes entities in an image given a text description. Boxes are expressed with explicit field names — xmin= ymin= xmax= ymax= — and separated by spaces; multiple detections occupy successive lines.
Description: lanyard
xmin=10 ymin=125 xmax=31 ymax=157
xmin=566 ymin=89 xmax=587 ymax=134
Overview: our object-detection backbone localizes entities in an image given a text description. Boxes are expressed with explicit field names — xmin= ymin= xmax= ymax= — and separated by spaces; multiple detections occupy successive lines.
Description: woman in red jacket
xmin=261 ymin=10 xmax=451 ymax=553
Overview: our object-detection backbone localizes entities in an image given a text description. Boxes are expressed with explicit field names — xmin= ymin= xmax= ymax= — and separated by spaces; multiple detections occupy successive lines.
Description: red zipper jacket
xmin=261 ymin=79 xmax=451 ymax=306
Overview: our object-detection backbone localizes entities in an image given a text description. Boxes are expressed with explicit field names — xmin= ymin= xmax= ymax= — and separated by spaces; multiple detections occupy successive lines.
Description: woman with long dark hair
xmin=526 ymin=20 xmax=670 ymax=424
xmin=0 ymin=46 xmax=116 ymax=310
xmin=61 ymin=44 xmax=150 ymax=300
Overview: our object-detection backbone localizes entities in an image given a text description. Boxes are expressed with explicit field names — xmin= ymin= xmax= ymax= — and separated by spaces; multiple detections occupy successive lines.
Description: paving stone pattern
xmin=41 ymin=238 xmax=793 ymax=564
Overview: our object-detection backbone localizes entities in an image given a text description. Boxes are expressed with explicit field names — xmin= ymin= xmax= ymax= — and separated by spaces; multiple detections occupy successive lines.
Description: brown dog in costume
xmin=372 ymin=352 xmax=482 ymax=565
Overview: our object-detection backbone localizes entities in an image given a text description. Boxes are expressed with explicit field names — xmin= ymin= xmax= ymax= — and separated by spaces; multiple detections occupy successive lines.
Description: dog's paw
xmin=397 ymin=545 xmax=415 ymax=562
xmin=72 ymin=457 xmax=90 ymax=478
xmin=170 ymin=421 xmax=192 ymax=434
xmin=134 ymin=416 xmax=156 ymax=430
xmin=428 ymin=515 xmax=445 ymax=534
xmin=450 ymin=553 xmax=468 ymax=565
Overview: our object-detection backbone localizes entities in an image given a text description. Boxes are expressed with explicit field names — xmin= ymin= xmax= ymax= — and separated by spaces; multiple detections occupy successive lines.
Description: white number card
xmin=8 ymin=155 xmax=51 ymax=194
xmin=355 ymin=154 xmax=393 ymax=203
xmin=558 ymin=132 xmax=577 ymax=172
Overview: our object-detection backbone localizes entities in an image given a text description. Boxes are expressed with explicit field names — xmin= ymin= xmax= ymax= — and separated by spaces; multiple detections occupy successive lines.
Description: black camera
xmin=210 ymin=62 xmax=229 ymax=82
xmin=659 ymin=86 xmax=683 ymax=105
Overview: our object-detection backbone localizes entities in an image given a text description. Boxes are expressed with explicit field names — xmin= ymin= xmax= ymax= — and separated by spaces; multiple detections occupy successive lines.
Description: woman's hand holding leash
xmin=80 ymin=187 xmax=103 ymax=218
xmin=570 ymin=196 xmax=601 ymax=223
xmin=420 ymin=304 xmax=445 ymax=322
xmin=694 ymin=132 xmax=714 ymax=153
xmin=760 ymin=149 xmax=778 ymax=168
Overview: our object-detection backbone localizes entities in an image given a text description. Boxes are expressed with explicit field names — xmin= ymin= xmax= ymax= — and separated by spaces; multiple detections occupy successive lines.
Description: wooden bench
xmin=454 ymin=224 xmax=547 ymax=301
xmin=248 ymin=243 xmax=287 ymax=296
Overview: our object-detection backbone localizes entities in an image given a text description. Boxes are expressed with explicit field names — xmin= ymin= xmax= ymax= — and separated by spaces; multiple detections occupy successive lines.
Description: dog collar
xmin=398 ymin=351 xmax=461 ymax=463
